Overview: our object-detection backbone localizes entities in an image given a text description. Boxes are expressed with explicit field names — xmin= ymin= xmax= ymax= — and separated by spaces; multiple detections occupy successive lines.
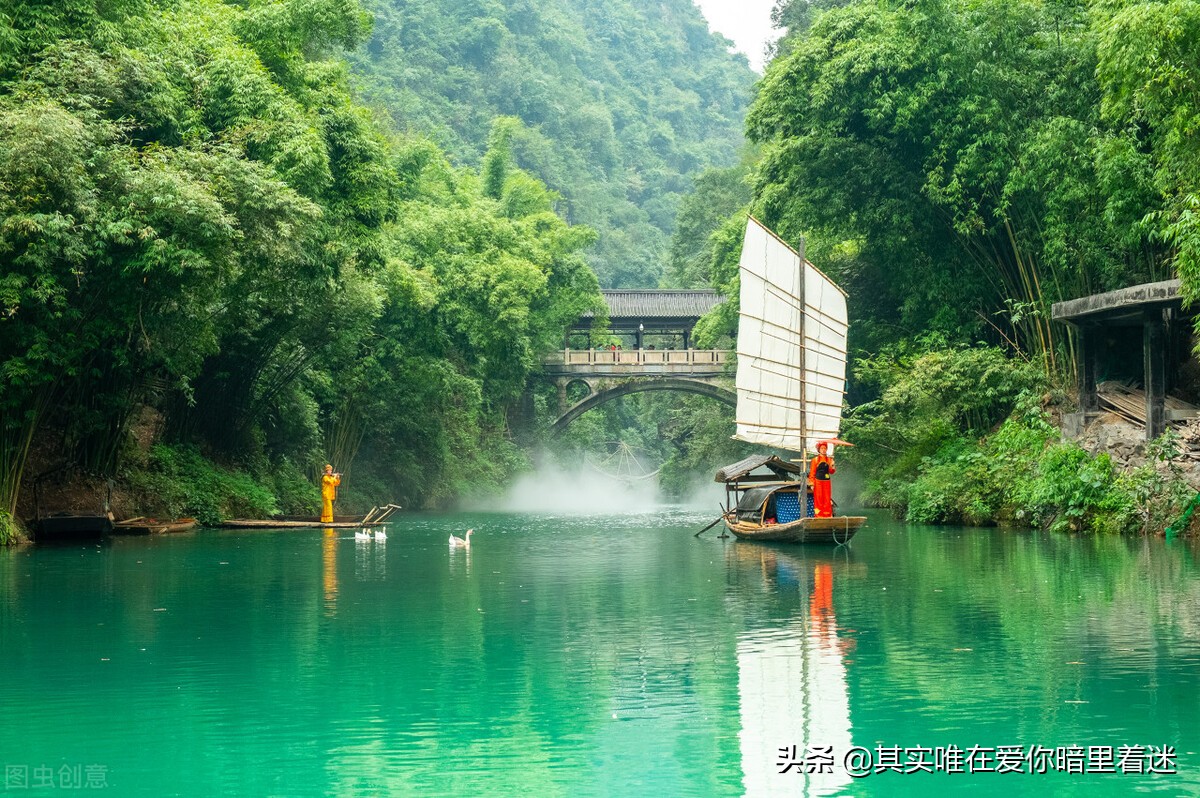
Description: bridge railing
xmin=550 ymin=348 xmax=731 ymax=366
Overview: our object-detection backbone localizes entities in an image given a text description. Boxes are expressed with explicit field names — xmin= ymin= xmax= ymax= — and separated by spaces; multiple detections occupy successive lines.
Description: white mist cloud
xmin=492 ymin=460 xmax=663 ymax=515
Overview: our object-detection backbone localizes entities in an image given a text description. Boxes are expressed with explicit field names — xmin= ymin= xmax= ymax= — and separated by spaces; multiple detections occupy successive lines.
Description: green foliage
xmin=656 ymin=395 xmax=753 ymax=498
xmin=0 ymin=0 xmax=606 ymax=519
xmin=845 ymin=345 xmax=1189 ymax=533
xmin=547 ymin=390 xmax=745 ymax=498
xmin=738 ymin=0 xmax=1171 ymax=368
xmin=0 ymin=509 xmax=21 ymax=545
xmin=689 ymin=0 xmax=1200 ymax=535
xmin=263 ymin=457 xmax=322 ymax=516
xmin=1008 ymin=444 xmax=1125 ymax=533
xmin=1118 ymin=431 xmax=1197 ymax=534
xmin=126 ymin=445 xmax=280 ymax=526
xmin=845 ymin=343 xmax=1044 ymax=480
xmin=667 ymin=157 xmax=755 ymax=288
xmin=349 ymin=0 xmax=755 ymax=287
xmin=1094 ymin=0 xmax=1200 ymax=312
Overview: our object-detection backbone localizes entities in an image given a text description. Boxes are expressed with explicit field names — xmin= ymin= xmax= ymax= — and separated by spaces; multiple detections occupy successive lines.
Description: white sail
xmin=734 ymin=217 xmax=848 ymax=453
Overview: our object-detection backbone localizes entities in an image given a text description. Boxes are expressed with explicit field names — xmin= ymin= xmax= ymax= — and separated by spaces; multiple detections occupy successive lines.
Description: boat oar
xmin=694 ymin=515 xmax=724 ymax=537
xmin=695 ymin=503 xmax=730 ymax=537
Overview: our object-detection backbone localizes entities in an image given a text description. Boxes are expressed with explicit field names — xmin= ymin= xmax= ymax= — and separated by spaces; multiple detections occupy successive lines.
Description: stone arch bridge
xmin=543 ymin=289 xmax=734 ymax=433
xmin=543 ymin=349 xmax=735 ymax=434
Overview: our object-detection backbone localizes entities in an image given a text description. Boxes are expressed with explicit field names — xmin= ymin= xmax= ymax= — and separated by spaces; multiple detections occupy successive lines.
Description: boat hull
xmin=28 ymin=516 xmax=113 ymax=543
xmin=725 ymin=514 xmax=865 ymax=544
xmin=112 ymin=518 xmax=197 ymax=535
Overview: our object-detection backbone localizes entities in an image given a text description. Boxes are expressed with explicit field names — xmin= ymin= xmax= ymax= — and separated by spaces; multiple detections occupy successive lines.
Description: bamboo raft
xmin=219 ymin=504 xmax=401 ymax=530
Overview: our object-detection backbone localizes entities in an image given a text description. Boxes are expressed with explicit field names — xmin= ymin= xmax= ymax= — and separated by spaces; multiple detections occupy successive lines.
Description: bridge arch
xmin=549 ymin=377 xmax=736 ymax=436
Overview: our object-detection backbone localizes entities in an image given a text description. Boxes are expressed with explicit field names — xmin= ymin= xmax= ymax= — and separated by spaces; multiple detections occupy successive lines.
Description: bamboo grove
xmin=669 ymin=0 xmax=1200 ymax=530
xmin=0 ymin=0 xmax=615 ymax=522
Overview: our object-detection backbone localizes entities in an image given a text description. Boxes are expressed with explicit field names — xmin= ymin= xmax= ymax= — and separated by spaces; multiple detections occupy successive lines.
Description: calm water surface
xmin=2 ymin=510 xmax=1198 ymax=796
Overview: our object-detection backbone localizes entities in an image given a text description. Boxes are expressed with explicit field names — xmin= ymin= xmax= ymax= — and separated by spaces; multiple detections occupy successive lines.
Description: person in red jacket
xmin=809 ymin=442 xmax=835 ymax=518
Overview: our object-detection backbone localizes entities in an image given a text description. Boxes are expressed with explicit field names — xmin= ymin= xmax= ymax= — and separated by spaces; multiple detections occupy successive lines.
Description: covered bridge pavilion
xmin=567 ymin=289 xmax=724 ymax=350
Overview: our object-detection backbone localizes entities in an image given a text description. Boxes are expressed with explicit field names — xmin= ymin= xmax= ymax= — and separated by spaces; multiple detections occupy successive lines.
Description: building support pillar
xmin=1076 ymin=324 xmax=1098 ymax=413
xmin=1144 ymin=309 xmax=1167 ymax=440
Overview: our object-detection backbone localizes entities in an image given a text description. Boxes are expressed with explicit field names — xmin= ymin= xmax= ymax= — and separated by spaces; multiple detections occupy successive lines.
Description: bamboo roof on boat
xmin=714 ymin=454 xmax=805 ymax=483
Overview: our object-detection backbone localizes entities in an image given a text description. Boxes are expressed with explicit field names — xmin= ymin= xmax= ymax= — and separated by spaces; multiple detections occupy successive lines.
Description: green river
xmin=1 ymin=510 xmax=1198 ymax=796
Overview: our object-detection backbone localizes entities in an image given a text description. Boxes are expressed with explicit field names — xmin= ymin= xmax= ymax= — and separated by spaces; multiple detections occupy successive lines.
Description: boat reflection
xmin=732 ymin=546 xmax=857 ymax=797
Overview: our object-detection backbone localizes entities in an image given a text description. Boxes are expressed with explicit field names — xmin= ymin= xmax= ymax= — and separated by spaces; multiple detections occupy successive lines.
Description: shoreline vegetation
xmin=6 ymin=0 xmax=1200 ymax=543
xmin=841 ymin=344 xmax=1196 ymax=536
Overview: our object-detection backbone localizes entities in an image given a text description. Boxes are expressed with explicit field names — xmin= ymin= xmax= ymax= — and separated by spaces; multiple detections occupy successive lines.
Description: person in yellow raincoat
xmin=320 ymin=464 xmax=341 ymax=523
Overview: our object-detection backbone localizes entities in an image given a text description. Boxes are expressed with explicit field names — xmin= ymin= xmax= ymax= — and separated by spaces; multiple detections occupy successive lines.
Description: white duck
xmin=449 ymin=528 xmax=473 ymax=549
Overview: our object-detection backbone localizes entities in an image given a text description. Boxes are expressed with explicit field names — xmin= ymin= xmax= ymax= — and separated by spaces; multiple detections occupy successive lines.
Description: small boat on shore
xmin=716 ymin=218 xmax=866 ymax=543
xmin=26 ymin=464 xmax=114 ymax=543
xmin=27 ymin=514 xmax=113 ymax=543
xmin=112 ymin=517 xmax=198 ymax=535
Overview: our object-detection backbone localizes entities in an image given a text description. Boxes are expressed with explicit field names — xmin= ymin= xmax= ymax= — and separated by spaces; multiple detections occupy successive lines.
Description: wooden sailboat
xmin=716 ymin=218 xmax=867 ymax=544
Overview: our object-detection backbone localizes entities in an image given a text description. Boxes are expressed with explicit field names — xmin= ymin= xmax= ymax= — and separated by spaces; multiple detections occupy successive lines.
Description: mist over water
xmin=492 ymin=460 xmax=664 ymax=514
xmin=480 ymin=453 xmax=724 ymax=515
xmin=484 ymin=454 xmax=866 ymax=516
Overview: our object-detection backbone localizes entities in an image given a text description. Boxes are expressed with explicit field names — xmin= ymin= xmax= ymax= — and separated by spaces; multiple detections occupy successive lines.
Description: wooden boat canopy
xmin=714 ymin=454 xmax=804 ymax=484
xmin=733 ymin=483 xmax=806 ymax=525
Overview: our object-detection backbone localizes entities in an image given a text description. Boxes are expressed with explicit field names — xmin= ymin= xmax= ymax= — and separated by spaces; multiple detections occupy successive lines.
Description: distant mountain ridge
xmin=349 ymin=0 xmax=755 ymax=287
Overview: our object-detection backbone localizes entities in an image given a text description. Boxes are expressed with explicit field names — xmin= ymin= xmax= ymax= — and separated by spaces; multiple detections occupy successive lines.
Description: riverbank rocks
xmin=1075 ymin=414 xmax=1200 ymax=490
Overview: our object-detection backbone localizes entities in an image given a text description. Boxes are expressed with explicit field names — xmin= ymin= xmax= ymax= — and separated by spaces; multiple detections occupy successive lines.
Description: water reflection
xmin=733 ymin=547 xmax=854 ymax=797
xmin=3 ymin=515 xmax=1199 ymax=796
xmin=448 ymin=545 xmax=472 ymax=577
xmin=322 ymin=528 xmax=338 ymax=616
xmin=354 ymin=533 xmax=386 ymax=581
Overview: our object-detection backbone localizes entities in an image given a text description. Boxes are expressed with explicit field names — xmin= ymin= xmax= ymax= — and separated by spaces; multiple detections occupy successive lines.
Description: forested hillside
xmin=348 ymin=0 xmax=756 ymax=287
xmin=0 ymin=0 xmax=605 ymax=537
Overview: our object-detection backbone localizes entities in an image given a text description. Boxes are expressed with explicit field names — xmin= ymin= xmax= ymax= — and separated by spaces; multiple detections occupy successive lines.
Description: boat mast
xmin=797 ymin=234 xmax=808 ymax=482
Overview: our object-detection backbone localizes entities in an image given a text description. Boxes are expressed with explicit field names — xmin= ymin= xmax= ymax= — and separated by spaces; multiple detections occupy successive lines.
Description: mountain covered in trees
xmin=348 ymin=0 xmax=757 ymax=287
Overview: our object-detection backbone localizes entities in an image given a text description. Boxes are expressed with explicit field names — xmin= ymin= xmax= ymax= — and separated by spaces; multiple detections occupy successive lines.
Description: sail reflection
xmin=734 ymin=549 xmax=854 ymax=797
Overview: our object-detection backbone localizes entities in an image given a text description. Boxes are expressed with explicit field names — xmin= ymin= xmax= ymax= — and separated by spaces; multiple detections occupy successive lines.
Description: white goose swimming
xmin=449 ymin=528 xmax=473 ymax=549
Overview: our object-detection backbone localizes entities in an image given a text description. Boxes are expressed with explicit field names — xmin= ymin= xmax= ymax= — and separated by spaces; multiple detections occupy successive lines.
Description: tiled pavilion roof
xmin=582 ymin=290 xmax=725 ymax=321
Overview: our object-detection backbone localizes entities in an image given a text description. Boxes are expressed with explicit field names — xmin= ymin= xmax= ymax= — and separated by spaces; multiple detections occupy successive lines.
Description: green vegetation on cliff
xmin=348 ymin=0 xmax=756 ymax=288
xmin=0 ymin=0 xmax=603 ymax=524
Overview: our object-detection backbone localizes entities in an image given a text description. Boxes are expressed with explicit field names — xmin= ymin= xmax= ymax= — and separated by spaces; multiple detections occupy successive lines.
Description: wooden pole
xmin=1145 ymin=308 xmax=1167 ymax=440
xmin=1077 ymin=323 xmax=1098 ymax=413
